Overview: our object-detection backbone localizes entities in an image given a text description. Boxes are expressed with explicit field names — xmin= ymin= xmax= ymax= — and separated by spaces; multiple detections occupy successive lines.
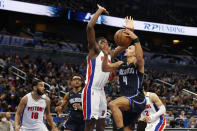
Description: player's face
xmin=98 ymin=39 xmax=109 ymax=50
xmin=71 ymin=76 xmax=82 ymax=88
xmin=36 ymin=82 xmax=45 ymax=96
xmin=125 ymin=45 xmax=136 ymax=57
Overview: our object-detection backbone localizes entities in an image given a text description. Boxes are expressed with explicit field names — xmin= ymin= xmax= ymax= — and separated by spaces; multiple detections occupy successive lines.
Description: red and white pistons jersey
xmin=85 ymin=51 xmax=111 ymax=90
xmin=21 ymin=93 xmax=47 ymax=129
xmin=141 ymin=92 xmax=166 ymax=131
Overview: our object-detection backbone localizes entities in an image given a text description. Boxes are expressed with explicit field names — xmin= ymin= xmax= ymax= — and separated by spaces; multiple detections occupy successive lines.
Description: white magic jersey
xmin=21 ymin=93 xmax=47 ymax=130
xmin=85 ymin=51 xmax=111 ymax=89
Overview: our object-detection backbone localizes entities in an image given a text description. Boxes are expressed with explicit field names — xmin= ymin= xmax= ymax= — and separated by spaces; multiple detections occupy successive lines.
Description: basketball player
xmin=83 ymin=4 xmax=129 ymax=131
xmin=102 ymin=21 xmax=146 ymax=131
xmin=15 ymin=79 xmax=58 ymax=131
xmin=55 ymin=74 xmax=84 ymax=131
xmin=139 ymin=88 xmax=166 ymax=131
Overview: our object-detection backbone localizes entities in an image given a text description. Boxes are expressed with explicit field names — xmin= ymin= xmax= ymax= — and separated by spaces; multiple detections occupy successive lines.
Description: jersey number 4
xmin=31 ymin=112 xmax=39 ymax=119
xmin=123 ymin=76 xmax=128 ymax=85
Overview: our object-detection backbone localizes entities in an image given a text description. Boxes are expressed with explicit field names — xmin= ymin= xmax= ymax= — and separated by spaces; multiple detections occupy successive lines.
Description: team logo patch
xmin=101 ymin=110 xmax=105 ymax=116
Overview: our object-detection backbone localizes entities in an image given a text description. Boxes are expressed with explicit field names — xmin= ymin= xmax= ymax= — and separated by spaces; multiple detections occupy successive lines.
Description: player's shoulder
xmin=149 ymin=92 xmax=158 ymax=98
xmin=20 ymin=95 xmax=28 ymax=104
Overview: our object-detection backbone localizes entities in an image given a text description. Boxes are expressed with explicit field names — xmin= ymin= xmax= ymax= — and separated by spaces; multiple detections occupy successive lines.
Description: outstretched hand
xmin=123 ymin=16 xmax=134 ymax=31
xmin=97 ymin=4 xmax=109 ymax=15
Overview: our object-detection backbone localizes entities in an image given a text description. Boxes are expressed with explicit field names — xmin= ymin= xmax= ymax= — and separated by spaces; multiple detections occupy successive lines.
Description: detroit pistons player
xmin=15 ymin=79 xmax=57 ymax=131
xmin=140 ymin=87 xmax=166 ymax=131
xmin=82 ymin=4 xmax=128 ymax=131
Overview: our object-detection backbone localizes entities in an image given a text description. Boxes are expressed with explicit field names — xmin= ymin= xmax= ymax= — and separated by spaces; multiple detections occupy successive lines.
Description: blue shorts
xmin=123 ymin=93 xmax=146 ymax=129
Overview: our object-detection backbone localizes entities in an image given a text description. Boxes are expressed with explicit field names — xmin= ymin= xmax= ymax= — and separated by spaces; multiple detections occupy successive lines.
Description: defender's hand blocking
xmin=123 ymin=16 xmax=134 ymax=31
xmin=97 ymin=4 xmax=109 ymax=15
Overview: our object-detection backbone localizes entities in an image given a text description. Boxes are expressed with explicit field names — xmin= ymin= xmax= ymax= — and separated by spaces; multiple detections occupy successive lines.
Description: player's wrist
xmin=129 ymin=37 xmax=139 ymax=46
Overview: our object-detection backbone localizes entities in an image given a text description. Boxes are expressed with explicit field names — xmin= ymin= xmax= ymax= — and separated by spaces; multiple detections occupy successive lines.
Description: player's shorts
xmin=82 ymin=88 xmax=107 ymax=120
xmin=145 ymin=115 xmax=166 ymax=131
xmin=62 ymin=115 xmax=85 ymax=131
xmin=123 ymin=93 xmax=146 ymax=129
xmin=20 ymin=125 xmax=48 ymax=131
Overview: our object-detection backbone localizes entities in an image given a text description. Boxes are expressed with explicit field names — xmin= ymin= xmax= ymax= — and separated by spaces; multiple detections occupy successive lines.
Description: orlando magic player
xmin=15 ymin=79 xmax=57 ymax=131
xmin=55 ymin=74 xmax=84 ymax=131
xmin=83 ymin=4 xmax=128 ymax=131
xmin=102 ymin=21 xmax=146 ymax=131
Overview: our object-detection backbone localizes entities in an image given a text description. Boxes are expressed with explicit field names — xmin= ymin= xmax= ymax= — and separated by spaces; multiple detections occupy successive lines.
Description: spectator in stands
xmin=5 ymin=112 xmax=14 ymax=130
xmin=35 ymin=41 xmax=43 ymax=49
xmin=0 ymin=112 xmax=12 ymax=131
xmin=179 ymin=110 xmax=187 ymax=121
xmin=16 ymin=86 xmax=27 ymax=101
xmin=179 ymin=119 xmax=185 ymax=128
xmin=6 ymin=86 xmax=19 ymax=112
xmin=187 ymin=116 xmax=196 ymax=128
xmin=188 ymin=105 xmax=197 ymax=115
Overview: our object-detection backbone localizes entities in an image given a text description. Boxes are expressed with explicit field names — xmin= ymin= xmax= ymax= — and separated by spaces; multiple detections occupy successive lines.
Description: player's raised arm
xmin=45 ymin=97 xmax=58 ymax=131
xmin=14 ymin=96 xmax=27 ymax=131
xmin=110 ymin=16 xmax=134 ymax=59
xmin=87 ymin=4 xmax=109 ymax=51
xmin=55 ymin=92 xmax=69 ymax=113
xmin=123 ymin=29 xmax=144 ymax=73
xmin=102 ymin=44 xmax=123 ymax=72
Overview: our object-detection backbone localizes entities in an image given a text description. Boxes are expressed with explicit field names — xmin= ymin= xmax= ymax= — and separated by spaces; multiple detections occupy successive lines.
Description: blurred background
xmin=0 ymin=0 xmax=197 ymax=130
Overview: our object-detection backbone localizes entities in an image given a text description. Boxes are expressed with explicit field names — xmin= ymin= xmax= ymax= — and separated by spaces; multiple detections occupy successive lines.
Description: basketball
xmin=114 ymin=29 xmax=132 ymax=46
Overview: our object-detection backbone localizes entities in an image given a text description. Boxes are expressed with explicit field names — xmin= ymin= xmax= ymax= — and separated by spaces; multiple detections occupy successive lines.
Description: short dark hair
xmin=96 ymin=37 xmax=106 ymax=44
xmin=32 ymin=79 xmax=42 ymax=87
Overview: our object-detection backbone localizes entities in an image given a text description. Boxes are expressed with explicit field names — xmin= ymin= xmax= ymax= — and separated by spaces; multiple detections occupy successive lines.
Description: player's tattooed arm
xmin=15 ymin=96 xmax=27 ymax=131
xmin=87 ymin=4 xmax=109 ymax=52
xmin=45 ymin=97 xmax=58 ymax=131
xmin=55 ymin=92 xmax=69 ymax=113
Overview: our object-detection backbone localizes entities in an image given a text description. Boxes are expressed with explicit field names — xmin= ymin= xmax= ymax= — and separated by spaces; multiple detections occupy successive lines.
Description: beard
xmin=37 ymin=89 xmax=44 ymax=96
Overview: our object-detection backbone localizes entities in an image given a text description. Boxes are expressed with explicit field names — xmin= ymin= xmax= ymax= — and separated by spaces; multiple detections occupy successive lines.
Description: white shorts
xmin=20 ymin=125 xmax=48 ymax=131
xmin=82 ymin=88 xmax=107 ymax=120
xmin=145 ymin=115 xmax=166 ymax=131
